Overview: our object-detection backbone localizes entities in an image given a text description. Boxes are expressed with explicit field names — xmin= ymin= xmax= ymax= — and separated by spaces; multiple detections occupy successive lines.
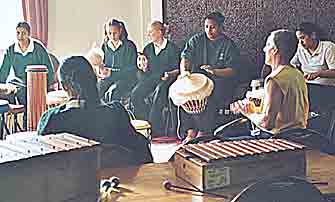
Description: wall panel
xmin=165 ymin=0 xmax=335 ymax=76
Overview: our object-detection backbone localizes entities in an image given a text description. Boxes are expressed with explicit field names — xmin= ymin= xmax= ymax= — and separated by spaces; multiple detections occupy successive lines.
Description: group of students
xmin=1 ymin=11 xmax=335 ymax=165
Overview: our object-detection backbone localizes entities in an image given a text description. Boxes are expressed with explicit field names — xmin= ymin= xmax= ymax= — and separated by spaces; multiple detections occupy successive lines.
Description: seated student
xmin=131 ymin=21 xmax=180 ymax=125
xmin=37 ymin=56 xmax=153 ymax=165
xmin=179 ymin=12 xmax=241 ymax=139
xmin=0 ymin=21 xmax=54 ymax=104
xmin=230 ymin=29 xmax=309 ymax=137
xmin=291 ymin=22 xmax=335 ymax=80
xmin=98 ymin=19 xmax=138 ymax=101
xmin=86 ymin=47 xmax=107 ymax=78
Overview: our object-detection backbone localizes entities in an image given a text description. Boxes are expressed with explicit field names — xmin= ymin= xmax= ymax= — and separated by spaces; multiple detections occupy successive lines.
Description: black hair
xmin=16 ymin=21 xmax=31 ymax=34
xmin=272 ymin=30 xmax=298 ymax=64
xmin=59 ymin=56 xmax=99 ymax=107
xmin=297 ymin=22 xmax=326 ymax=40
xmin=204 ymin=12 xmax=225 ymax=25
xmin=104 ymin=19 xmax=129 ymax=41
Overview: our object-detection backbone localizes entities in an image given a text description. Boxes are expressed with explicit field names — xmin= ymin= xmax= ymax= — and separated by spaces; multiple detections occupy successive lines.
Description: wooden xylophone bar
xmin=182 ymin=139 xmax=305 ymax=163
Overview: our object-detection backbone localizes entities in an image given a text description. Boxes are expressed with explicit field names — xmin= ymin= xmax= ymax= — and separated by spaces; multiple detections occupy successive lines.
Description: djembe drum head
xmin=169 ymin=72 xmax=214 ymax=114
xmin=230 ymin=176 xmax=326 ymax=202
xmin=47 ymin=90 xmax=69 ymax=107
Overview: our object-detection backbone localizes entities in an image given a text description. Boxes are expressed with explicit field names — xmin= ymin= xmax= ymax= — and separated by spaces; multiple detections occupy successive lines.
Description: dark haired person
xmin=37 ymin=56 xmax=153 ymax=165
xmin=99 ymin=19 xmax=137 ymax=101
xmin=231 ymin=30 xmax=309 ymax=136
xmin=130 ymin=21 xmax=180 ymax=134
xmin=180 ymin=12 xmax=241 ymax=139
xmin=0 ymin=21 xmax=54 ymax=104
xmin=291 ymin=22 xmax=335 ymax=80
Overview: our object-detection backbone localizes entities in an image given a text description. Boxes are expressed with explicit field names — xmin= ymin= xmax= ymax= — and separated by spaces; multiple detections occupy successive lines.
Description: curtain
xmin=22 ymin=0 xmax=48 ymax=47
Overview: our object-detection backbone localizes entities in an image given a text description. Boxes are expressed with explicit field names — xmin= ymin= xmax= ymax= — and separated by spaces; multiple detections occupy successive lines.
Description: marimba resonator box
xmin=174 ymin=138 xmax=306 ymax=191
xmin=0 ymin=133 xmax=100 ymax=202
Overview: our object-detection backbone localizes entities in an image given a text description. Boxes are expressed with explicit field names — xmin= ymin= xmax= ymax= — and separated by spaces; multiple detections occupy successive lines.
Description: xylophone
xmin=174 ymin=138 xmax=306 ymax=191
xmin=0 ymin=132 xmax=100 ymax=202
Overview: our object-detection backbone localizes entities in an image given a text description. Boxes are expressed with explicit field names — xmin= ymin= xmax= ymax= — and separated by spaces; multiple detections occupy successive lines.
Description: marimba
xmin=0 ymin=132 xmax=100 ymax=202
xmin=174 ymin=138 xmax=306 ymax=191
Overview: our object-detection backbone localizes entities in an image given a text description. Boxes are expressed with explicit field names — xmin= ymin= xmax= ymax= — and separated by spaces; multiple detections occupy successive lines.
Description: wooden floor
xmin=98 ymin=149 xmax=335 ymax=202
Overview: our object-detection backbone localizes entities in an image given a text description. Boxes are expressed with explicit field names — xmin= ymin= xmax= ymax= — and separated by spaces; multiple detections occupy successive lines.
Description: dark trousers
xmin=97 ymin=71 xmax=137 ymax=102
xmin=131 ymin=78 xmax=161 ymax=120
xmin=148 ymin=80 xmax=176 ymax=134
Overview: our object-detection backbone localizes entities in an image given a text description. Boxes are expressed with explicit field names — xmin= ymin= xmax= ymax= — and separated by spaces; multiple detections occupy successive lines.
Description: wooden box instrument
xmin=174 ymin=138 xmax=306 ymax=191
xmin=0 ymin=132 xmax=100 ymax=202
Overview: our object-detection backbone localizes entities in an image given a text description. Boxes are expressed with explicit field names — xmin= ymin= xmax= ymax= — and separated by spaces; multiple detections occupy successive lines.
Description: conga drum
xmin=169 ymin=72 xmax=214 ymax=114
xmin=46 ymin=90 xmax=69 ymax=108
xmin=26 ymin=65 xmax=48 ymax=131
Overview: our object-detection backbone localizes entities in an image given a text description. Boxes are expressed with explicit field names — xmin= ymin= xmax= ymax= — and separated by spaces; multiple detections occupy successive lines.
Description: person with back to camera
xmin=37 ymin=56 xmax=153 ymax=166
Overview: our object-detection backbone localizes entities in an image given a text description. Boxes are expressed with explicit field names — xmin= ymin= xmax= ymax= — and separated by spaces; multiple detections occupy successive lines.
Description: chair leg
xmin=1 ymin=113 xmax=10 ymax=139
xmin=0 ymin=113 xmax=4 ymax=140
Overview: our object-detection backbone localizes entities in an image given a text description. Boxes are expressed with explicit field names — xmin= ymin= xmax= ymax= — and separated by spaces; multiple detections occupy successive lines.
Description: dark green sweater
xmin=37 ymin=100 xmax=153 ymax=165
xmin=0 ymin=40 xmax=54 ymax=85
xmin=143 ymin=40 xmax=180 ymax=80
xmin=181 ymin=32 xmax=240 ymax=77
xmin=101 ymin=39 xmax=137 ymax=78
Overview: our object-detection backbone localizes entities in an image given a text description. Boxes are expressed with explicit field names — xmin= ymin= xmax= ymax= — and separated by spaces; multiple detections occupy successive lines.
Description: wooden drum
xmin=26 ymin=65 xmax=48 ymax=131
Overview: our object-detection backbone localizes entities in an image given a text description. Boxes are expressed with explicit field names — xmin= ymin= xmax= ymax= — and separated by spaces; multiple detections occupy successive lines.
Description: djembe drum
xmin=26 ymin=65 xmax=48 ymax=131
xmin=46 ymin=90 xmax=69 ymax=108
xmin=169 ymin=72 xmax=214 ymax=114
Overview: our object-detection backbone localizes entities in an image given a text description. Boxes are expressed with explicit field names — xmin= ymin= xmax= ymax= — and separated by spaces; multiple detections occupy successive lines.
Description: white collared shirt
xmin=153 ymin=38 xmax=167 ymax=55
xmin=107 ymin=40 xmax=123 ymax=51
xmin=291 ymin=41 xmax=335 ymax=73
xmin=14 ymin=37 xmax=35 ymax=56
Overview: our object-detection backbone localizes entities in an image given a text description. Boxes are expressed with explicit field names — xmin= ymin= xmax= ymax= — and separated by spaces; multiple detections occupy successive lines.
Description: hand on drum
xmin=161 ymin=72 xmax=170 ymax=80
xmin=230 ymin=99 xmax=257 ymax=114
xmin=200 ymin=64 xmax=215 ymax=75
xmin=0 ymin=83 xmax=18 ymax=95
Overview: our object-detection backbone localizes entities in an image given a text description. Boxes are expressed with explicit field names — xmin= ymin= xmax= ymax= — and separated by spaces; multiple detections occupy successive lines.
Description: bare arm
xmin=200 ymin=64 xmax=235 ymax=77
xmin=260 ymin=79 xmax=283 ymax=129
xmin=180 ymin=58 xmax=191 ymax=73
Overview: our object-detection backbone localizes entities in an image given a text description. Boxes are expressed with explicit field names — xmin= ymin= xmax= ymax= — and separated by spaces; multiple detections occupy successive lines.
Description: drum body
xmin=26 ymin=65 xmax=48 ymax=131
xmin=169 ymin=73 xmax=214 ymax=114
xmin=181 ymin=97 xmax=208 ymax=114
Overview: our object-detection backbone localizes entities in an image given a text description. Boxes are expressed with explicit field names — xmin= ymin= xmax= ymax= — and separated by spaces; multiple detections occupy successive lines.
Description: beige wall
xmin=48 ymin=0 xmax=162 ymax=60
